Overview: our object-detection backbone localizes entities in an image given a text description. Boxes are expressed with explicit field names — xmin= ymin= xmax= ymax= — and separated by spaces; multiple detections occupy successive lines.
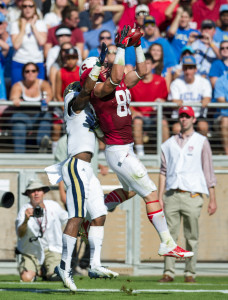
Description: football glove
xmin=115 ymin=25 xmax=131 ymax=49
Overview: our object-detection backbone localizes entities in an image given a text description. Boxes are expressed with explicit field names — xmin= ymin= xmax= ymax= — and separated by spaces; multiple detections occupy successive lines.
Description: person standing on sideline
xmin=158 ymin=106 xmax=217 ymax=283
xmin=81 ymin=25 xmax=193 ymax=259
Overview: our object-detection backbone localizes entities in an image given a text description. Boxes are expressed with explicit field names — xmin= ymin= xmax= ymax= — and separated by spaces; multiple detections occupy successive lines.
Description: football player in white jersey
xmin=51 ymin=43 xmax=120 ymax=291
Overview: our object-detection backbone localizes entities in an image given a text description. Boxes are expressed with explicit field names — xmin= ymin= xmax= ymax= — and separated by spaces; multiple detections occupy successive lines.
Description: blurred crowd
xmin=0 ymin=0 xmax=228 ymax=155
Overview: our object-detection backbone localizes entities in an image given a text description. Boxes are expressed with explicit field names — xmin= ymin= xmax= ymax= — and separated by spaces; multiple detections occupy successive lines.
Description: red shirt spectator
xmin=47 ymin=26 xmax=84 ymax=47
xmin=192 ymin=0 xmax=227 ymax=29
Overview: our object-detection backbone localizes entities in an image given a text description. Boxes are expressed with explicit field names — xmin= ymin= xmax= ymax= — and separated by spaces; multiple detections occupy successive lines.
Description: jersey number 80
xmin=116 ymin=89 xmax=132 ymax=117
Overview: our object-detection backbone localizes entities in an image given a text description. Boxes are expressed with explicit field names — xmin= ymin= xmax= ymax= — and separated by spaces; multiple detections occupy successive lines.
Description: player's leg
xmin=104 ymin=188 xmax=136 ymax=211
xmin=86 ymin=174 xmax=119 ymax=279
xmin=105 ymin=145 xmax=193 ymax=258
xmin=55 ymin=157 xmax=92 ymax=291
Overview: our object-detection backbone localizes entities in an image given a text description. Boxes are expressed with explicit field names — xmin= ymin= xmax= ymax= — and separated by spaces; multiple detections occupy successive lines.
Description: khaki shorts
xmin=19 ymin=249 xmax=61 ymax=277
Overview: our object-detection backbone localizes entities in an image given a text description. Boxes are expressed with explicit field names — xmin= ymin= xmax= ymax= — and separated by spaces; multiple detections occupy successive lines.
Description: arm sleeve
xmin=201 ymin=78 xmax=212 ymax=98
xmin=168 ymin=79 xmax=181 ymax=100
xmin=160 ymin=150 xmax=167 ymax=175
xmin=214 ymin=77 xmax=225 ymax=99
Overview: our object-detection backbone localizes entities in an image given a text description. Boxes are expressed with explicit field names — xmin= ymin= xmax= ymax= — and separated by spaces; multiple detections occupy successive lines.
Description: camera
xmin=33 ymin=205 xmax=44 ymax=218
xmin=196 ymin=34 xmax=204 ymax=39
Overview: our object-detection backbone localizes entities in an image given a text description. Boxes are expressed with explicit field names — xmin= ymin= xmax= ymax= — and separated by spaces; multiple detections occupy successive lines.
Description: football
xmin=115 ymin=27 xmax=143 ymax=47
xmin=127 ymin=28 xmax=143 ymax=47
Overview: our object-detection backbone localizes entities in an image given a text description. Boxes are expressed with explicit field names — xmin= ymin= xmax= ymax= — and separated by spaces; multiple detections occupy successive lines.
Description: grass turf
xmin=0 ymin=275 xmax=228 ymax=300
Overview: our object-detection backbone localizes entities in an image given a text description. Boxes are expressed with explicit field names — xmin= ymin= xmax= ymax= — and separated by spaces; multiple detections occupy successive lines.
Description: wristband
xmin=110 ymin=77 xmax=119 ymax=86
xmin=114 ymin=47 xmax=125 ymax=66
xmin=135 ymin=45 xmax=145 ymax=63
xmin=135 ymin=70 xmax=143 ymax=79
xmin=89 ymin=64 xmax=101 ymax=81
xmin=95 ymin=127 xmax=104 ymax=138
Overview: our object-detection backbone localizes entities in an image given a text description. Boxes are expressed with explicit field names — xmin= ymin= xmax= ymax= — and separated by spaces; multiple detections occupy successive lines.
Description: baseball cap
xmin=201 ymin=19 xmax=216 ymax=29
xmin=219 ymin=4 xmax=228 ymax=14
xmin=181 ymin=45 xmax=195 ymax=54
xmin=0 ymin=12 xmax=5 ymax=22
xmin=178 ymin=106 xmax=195 ymax=117
xmin=22 ymin=179 xmax=50 ymax=196
xmin=144 ymin=15 xmax=156 ymax=26
xmin=65 ymin=47 xmax=78 ymax=56
xmin=182 ymin=55 xmax=196 ymax=65
xmin=55 ymin=26 xmax=72 ymax=36
xmin=135 ymin=4 xmax=149 ymax=16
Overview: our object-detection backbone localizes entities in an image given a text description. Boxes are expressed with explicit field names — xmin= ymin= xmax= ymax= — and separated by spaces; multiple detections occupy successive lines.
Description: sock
xmin=88 ymin=226 xmax=104 ymax=268
xmin=135 ymin=144 xmax=144 ymax=156
xmin=60 ymin=233 xmax=77 ymax=271
xmin=147 ymin=210 xmax=176 ymax=249
xmin=104 ymin=191 xmax=124 ymax=210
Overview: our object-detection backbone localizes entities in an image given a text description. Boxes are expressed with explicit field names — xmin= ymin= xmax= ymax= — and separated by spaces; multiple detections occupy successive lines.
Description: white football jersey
xmin=64 ymin=92 xmax=96 ymax=157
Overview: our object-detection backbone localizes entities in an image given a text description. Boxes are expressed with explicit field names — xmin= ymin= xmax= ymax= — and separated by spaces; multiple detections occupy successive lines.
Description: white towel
xmin=44 ymin=159 xmax=67 ymax=185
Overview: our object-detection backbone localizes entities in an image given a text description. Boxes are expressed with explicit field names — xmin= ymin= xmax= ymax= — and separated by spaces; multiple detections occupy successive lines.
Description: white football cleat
xmin=158 ymin=244 xmax=194 ymax=258
xmin=88 ymin=266 xmax=119 ymax=279
xmin=54 ymin=265 xmax=77 ymax=292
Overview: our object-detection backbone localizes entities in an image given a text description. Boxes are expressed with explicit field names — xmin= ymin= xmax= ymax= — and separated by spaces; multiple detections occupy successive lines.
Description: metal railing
xmin=0 ymin=101 xmax=228 ymax=155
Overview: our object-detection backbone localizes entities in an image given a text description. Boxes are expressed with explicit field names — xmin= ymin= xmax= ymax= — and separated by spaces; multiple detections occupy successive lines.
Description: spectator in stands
xmin=9 ymin=62 xmax=53 ymax=153
xmin=0 ymin=12 xmax=12 ymax=97
xmin=78 ymin=0 xmax=123 ymax=32
xmin=55 ymin=47 xmax=79 ymax=103
xmin=125 ymin=16 xmax=177 ymax=74
xmin=167 ymin=5 xmax=199 ymax=62
xmin=192 ymin=0 xmax=227 ymax=30
xmin=0 ymin=0 xmax=7 ymax=18
xmin=44 ymin=6 xmax=84 ymax=59
xmin=209 ymin=41 xmax=228 ymax=89
xmin=44 ymin=0 xmax=69 ymax=29
xmin=158 ymin=105 xmax=217 ymax=283
xmin=10 ymin=0 xmax=47 ymax=85
xmin=7 ymin=0 xmax=43 ymax=24
xmin=214 ymin=4 xmax=228 ymax=44
xmin=148 ymin=43 xmax=172 ymax=91
xmin=49 ymin=41 xmax=72 ymax=97
xmin=171 ymin=45 xmax=195 ymax=80
xmin=134 ymin=4 xmax=149 ymax=29
xmin=214 ymin=74 xmax=228 ymax=155
xmin=16 ymin=179 xmax=68 ymax=282
xmin=130 ymin=53 xmax=169 ymax=157
xmin=168 ymin=56 xmax=212 ymax=136
xmin=88 ymin=30 xmax=113 ymax=57
xmin=189 ymin=19 xmax=220 ymax=77
xmin=83 ymin=4 xmax=123 ymax=58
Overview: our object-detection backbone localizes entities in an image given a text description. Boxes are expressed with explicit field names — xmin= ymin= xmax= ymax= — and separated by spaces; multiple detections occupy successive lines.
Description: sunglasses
xmin=57 ymin=34 xmax=71 ymax=37
xmin=108 ymin=50 xmax=117 ymax=54
xmin=144 ymin=23 xmax=155 ymax=27
xmin=220 ymin=46 xmax=228 ymax=50
xmin=179 ymin=114 xmax=191 ymax=119
xmin=136 ymin=12 xmax=149 ymax=16
xmin=22 ymin=4 xmax=34 ymax=8
xmin=100 ymin=36 xmax=111 ymax=40
xmin=24 ymin=69 xmax=37 ymax=73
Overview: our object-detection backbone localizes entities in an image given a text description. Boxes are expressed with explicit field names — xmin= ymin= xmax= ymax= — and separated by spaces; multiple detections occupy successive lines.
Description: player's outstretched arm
xmin=124 ymin=27 xmax=146 ymax=89
xmin=94 ymin=25 xmax=131 ymax=98
xmin=67 ymin=43 xmax=108 ymax=112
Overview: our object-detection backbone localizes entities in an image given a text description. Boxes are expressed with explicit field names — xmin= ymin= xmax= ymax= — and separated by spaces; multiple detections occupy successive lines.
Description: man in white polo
xmin=158 ymin=106 xmax=217 ymax=283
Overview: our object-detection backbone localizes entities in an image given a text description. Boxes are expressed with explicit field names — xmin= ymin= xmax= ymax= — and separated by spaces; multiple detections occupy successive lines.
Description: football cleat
xmin=54 ymin=265 xmax=77 ymax=292
xmin=88 ymin=266 xmax=119 ymax=279
xmin=158 ymin=244 xmax=194 ymax=258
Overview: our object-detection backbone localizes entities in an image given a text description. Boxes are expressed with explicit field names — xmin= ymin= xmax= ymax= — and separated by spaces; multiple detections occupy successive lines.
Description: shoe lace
xmin=68 ymin=269 xmax=75 ymax=284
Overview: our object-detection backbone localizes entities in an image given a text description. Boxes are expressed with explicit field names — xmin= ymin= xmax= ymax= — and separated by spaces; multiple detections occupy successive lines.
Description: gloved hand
xmin=133 ymin=26 xmax=143 ymax=47
xmin=115 ymin=25 xmax=131 ymax=49
xmin=86 ymin=112 xmax=99 ymax=131
xmin=98 ymin=42 xmax=108 ymax=66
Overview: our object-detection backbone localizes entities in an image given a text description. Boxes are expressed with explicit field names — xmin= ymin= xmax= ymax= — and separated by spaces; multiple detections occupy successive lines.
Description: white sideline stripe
xmin=1 ymin=282 xmax=228 ymax=286
xmin=0 ymin=288 xmax=228 ymax=294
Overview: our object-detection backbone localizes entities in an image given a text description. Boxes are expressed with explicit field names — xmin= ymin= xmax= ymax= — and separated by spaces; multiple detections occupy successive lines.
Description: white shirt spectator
xmin=44 ymin=12 xmax=62 ymax=28
xmin=10 ymin=19 xmax=47 ymax=64
xmin=168 ymin=74 xmax=212 ymax=118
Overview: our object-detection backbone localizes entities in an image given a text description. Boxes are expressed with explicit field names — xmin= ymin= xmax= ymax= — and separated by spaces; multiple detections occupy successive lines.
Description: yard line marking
xmin=0 ymin=288 xmax=228 ymax=294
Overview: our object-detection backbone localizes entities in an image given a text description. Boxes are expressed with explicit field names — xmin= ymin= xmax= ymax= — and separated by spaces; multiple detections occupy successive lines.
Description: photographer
xmin=15 ymin=179 xmax=68 ymax=282
xmin=188 ymin=19 xmax=220 ymax=76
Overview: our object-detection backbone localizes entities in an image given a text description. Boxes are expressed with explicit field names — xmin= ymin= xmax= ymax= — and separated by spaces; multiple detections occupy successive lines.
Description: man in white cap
xmin=15 ymin=179 xmax=68 ymax=282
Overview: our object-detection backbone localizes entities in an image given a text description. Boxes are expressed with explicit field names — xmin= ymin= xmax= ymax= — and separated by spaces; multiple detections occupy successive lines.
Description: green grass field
xmin=0 ymin=275 xmax=228 ymax=300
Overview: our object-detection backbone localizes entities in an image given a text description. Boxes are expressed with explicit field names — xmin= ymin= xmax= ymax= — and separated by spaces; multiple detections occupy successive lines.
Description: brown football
xmin=127 ymin=28 xmax=143 ymax=47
